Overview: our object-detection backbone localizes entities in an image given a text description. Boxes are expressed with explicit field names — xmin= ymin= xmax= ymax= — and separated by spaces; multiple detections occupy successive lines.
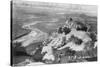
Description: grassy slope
xmin=12 ymin=4 xmax=97 ymax=38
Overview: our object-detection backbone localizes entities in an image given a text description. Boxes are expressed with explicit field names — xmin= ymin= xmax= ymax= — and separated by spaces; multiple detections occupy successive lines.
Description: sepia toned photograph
xmin=11 ymin=0 xmax=97 ymax=66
